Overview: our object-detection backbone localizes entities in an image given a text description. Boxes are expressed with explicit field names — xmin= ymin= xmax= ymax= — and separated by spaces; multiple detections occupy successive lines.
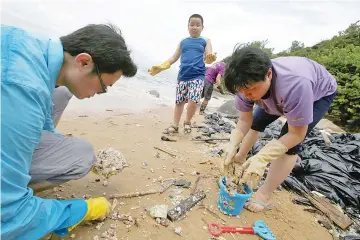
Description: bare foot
xmin=244 ymin=189 xmax=273 ymax=213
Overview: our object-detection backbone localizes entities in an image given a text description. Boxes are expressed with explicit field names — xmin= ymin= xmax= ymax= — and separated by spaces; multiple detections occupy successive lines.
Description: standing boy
xmin=149 ymin=14 xmax=217 ymax=134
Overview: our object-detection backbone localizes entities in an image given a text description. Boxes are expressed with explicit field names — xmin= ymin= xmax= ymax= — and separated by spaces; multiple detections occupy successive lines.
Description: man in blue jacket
xmin=1 ymin=23 xmax=137 ymax=239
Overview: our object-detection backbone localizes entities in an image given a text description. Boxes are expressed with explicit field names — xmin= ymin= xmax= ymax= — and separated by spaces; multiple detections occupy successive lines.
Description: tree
xmin=275 ymin=21 xmax=360 ymax=131
xmin=244 ymin=40 xmax=274 ymax=57
xmin=289 ymin=40 xmax=305 ymax=52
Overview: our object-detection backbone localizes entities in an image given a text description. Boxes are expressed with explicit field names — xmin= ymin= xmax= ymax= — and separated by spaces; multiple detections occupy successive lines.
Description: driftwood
xmin=304 ymin=193 xmax=353 ymax=230
xmin=167 ymin=190 xmax=206 ymax=221
xmin=154 ymin=147 xmax=176 ymax=158
xmin=191 ymin=138 xmax=230 ymax=142
xmin=191 ymin=176 xmax=201 ymax=195
xmin=110 ymin=189 xmax=159 ymax=199
xmin=191 ymin=175 xmax=214 ymax=194
xmin=159 ymin=180 xmax=174 ymax=193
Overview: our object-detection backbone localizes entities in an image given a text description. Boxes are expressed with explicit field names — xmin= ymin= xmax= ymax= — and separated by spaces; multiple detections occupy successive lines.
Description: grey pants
xmin=29 ymin=87 xmax=96 ymax=191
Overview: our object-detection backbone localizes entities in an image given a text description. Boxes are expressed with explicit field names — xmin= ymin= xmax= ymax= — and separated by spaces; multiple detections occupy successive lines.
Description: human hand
xmin=149 ymin=61 xmax=171 ymax=76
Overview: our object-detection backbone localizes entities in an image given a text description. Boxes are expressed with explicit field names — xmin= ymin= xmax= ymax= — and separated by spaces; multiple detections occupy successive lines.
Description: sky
xmin=1 ymin=0 xmax=360 ymax=70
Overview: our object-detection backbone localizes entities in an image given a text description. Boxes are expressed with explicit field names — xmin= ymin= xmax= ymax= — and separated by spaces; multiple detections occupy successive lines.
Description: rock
xmin=174 ymin=227 xmax=182 ymax=236
xmin=217 ymin=99 xmax=238 ymax=116
xmin=149 ymin=90 xmax=160 ymax=98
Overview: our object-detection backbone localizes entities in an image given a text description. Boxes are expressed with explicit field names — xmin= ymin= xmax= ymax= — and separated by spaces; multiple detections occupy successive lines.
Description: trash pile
xmin=201 ymin=113 xmax=360 ymax=237
xmin=202 ymin=113 xmax=236 ymax=135
xmin=248 ymin=120 xmax=360 ymax=236
xmin=93 ymin=148 xmax=129 ymax=178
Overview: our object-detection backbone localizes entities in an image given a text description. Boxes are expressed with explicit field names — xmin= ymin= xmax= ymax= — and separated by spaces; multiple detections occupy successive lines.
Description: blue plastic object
xmin=217 ymin=176 xmax=253 ymax=216
xmin=253 ymin=220 xmax=277 ymax=240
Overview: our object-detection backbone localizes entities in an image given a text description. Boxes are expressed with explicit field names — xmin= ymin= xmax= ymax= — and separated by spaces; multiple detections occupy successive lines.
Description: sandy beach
xmin=37 ymin=84 xmax=335 ymax=240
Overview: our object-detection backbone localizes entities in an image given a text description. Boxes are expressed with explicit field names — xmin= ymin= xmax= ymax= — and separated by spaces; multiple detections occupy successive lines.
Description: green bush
xmin=275 ymin=22 xmax=360 ymax=131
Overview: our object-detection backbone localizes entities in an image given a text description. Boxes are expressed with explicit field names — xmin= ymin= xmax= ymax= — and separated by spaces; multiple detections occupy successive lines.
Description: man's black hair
xmin=188 ymin=14 xmax=204 ymax=25
xmin=60 ymin=23 xmax=137 ymax=77
xmin=224 ymin=45 xmax=272 ymax=94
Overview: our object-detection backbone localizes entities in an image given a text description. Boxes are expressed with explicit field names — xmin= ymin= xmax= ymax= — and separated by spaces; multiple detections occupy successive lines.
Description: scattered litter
xmin=83 ymin=194 xmax=91 ymax=200
xmin=161 ymin=136 xmax=177 ymax=142
xmin=174 ymin=227 xmax=182 ymax=236
xmin=224 ymin=177 xmax=246 ymax=196
xmin=70 ymin=233 xmax=76 ymax=238
xmin=174 ymin=179 xmax=191 ymax=188
xmin=190 ymin=171 xmax=200 ymax=176
xmin=110 ymin=212 xmax=135 ymax=226
xmin=111 ymin=199 xmax=118 ymax=211
xmin=96 ymin=222 xmax=104 ymax=230
xmin=100 ymin=227 xmax=117 ymax=240
xmin=202 ymin=113 xmax=236 ymax=134
xmin=167 ymin=190 xmax=206 ymax=221
xmin=103 ymin=181 xmax=109 ymax=187
xmin=93 ymin=148 xmax=129 ymax=178
xmin=148 ymin=205 xmax=168 ymax=219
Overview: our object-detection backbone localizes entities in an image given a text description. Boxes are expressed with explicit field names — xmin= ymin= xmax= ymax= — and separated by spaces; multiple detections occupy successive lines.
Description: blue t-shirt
xmin=178 ymin=37 xmax=207 ymax=81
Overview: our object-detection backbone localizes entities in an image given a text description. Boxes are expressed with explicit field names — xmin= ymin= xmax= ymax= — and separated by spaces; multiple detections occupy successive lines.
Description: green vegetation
xmin=222 ymin=21 xmax=360 ymax=131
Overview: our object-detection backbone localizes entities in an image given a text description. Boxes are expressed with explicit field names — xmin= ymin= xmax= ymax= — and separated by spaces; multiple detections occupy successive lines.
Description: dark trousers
xmin=251 ymin=92 xmax=336 ymax=155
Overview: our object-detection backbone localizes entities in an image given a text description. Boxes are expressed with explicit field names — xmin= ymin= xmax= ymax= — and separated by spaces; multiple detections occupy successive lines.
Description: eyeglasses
xmin=95 ymin=64 xmax=107 ymax=94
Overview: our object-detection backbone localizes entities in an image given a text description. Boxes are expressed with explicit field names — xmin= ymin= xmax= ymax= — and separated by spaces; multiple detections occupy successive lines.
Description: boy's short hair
xmin=224 ymin=46 xmax=272 ymax=94
xmin=60 ymin=23 xmax=137 ymax=77
xmin=188 ymin=14 xmax=204 ymax=25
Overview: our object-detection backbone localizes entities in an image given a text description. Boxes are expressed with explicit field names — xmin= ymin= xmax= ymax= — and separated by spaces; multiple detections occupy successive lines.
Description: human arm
xmin=149 ymin=43 xmax=181 ymax=76
xmin=223 ymin=110 xmax=253 ymax=165
xmin=215 ymin=73 xmax=222 ymax=86
xmin=204 ymin=38 xmax=217 ymax=64
xmin=167 ymin=42 xmax=181 ymax=65
xmin=240 ymin=79 xmax=312 ymax=188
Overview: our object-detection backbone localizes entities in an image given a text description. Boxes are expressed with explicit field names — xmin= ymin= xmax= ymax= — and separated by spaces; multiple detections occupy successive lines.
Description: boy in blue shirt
xmin=149 ymin=14 xmax=217 ymax=134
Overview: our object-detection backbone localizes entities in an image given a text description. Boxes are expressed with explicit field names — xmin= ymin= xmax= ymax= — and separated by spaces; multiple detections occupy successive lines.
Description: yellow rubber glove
xmin=205 ymin=53 xmax=217 ymax=64
xmin=221 ymin=129 xmax=244 ymax=174
xmin=148 ymin=60 xmax=171 ymax=76
xmin=68 ymin=197 xmax=110 ymax=232
xmin=240 ymin=139 xmax=288 ymax=189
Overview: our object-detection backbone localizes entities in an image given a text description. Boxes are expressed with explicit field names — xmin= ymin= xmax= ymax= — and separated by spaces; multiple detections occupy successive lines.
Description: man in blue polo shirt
xmin=1 ymin=23 xmax=137 ymax=239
